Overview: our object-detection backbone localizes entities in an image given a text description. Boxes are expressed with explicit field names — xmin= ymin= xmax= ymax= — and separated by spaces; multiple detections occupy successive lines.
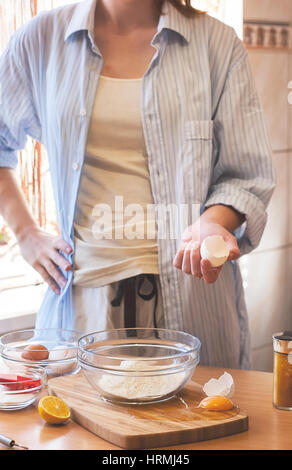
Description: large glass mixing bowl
xmin=78 ymin=328 xmax=201 ymax=405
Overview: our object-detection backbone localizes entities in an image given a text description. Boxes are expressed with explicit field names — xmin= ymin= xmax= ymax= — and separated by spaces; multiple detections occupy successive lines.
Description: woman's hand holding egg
xmin=173 ymin=218 xmax=240 ymax=284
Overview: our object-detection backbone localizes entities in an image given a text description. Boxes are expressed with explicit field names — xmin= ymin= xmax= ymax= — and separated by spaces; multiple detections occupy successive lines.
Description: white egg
xmin=200 ymin=235 xmax=229 ymax=267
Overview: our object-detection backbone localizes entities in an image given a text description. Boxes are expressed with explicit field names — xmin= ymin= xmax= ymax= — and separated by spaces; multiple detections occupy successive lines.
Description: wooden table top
xmin=0 ymin=365 xmax=291 ymax=450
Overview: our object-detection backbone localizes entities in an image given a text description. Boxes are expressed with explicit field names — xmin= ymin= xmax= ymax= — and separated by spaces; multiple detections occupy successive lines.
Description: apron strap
xmin=110 ymin=274 xmax=158 ymax=329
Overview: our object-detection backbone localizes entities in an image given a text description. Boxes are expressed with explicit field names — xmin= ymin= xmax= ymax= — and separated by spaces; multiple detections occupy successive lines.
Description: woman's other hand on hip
xmin=18 ymin=227 xmax=73 ymax=295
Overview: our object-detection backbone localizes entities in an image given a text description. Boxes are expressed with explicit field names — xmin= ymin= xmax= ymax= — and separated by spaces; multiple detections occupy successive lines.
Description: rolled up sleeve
xmin=0 ymin=26 xmax=41 ymax=169
xmin=205 ymin=39 xmax=276 ymax=255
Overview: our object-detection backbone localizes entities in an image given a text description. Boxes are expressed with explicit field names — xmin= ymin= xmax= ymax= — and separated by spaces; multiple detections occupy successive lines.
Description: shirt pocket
xmin=184 ymin=120 xmax=214 ymax=202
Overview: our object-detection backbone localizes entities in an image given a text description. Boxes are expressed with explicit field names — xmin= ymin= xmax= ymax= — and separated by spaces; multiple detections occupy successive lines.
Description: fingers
xmin=42 ymin=259 xmax=68 ymax=290
xmin=181 ymin=242 xmax=192 ymax=274
xmin=37 ymin=237 xmax=72 ymax=293
xmin=21 ymin=232 xmax=73 ymax=295
xmin=181 ymin=241 xmax=201 ymax=277
xmin=174 ymin=241 xmax=202 ymax=277
xmin=228 ymin=244 xmax=240 ymax=261
xmin=53 ymin=237 xmax=73 ymax=254
xmin=50 ymin=249 xmax=72 ymax=272
xmin=201 ymin=259 xmax=222 ymax=284
xmin=174 ymin=242 xmax=223 ymax=283
xmin=190 ymin=242 xmax=202 ymax=278
xmin=174 ymin=222 xmax=240 ymax=284
xmin=225 ymin=234 xmax=240 ymax=261
xmin=35 ymin=263 xmax=61 ymax=295
xmin=173 ymin=242 xmax=188 ymax=269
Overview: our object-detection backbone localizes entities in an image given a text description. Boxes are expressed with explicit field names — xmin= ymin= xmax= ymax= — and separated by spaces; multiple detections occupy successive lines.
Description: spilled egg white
xmin=200 ymin=235 xmax=229 ymax=267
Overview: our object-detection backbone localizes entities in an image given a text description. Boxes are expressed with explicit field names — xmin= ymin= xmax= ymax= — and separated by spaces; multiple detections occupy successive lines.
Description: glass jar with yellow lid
xmin=273 ymin=331 xmax=292 ymax=410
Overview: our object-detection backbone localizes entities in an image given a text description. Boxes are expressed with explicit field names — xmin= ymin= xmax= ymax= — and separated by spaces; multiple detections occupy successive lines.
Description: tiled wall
xmin=242 ymin=0 xmax=292 ymax=371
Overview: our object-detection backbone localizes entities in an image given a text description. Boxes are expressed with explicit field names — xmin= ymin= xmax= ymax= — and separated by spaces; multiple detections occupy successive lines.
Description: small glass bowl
xmin=0 ymin=365 xmax=46 ymax=410
xmin=0 ymin=328 xmax=80 ymax=378
xmin=78 ymin=328 xmax=201 ymax=405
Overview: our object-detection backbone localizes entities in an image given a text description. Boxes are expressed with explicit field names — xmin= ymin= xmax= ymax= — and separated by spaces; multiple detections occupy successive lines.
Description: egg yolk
xmin=198 ymin=395 xmax=234 ymax=411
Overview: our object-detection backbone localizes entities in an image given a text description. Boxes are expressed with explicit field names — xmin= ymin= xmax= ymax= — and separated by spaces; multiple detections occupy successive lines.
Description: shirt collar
xmin=157 ymin=1 xmax=192 ymax=43
xmin=64 ymin=0 xmax=96 ymax=41
xmin=64 ymin=0 xmax=192 ymax=44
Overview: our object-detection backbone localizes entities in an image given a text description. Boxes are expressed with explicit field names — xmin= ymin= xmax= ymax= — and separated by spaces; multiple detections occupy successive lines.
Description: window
xmin=0 ymin=0 xmax=79 ymax=330
xmin=193 ymin=0 xmax=243 ymax=38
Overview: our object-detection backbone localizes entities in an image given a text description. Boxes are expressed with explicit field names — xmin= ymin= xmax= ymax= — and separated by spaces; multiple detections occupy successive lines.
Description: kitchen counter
xmin=0 ymin=366 xmax=291 ymax=450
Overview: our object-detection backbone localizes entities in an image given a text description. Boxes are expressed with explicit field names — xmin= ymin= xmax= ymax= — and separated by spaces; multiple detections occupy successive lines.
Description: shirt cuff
xmin=204 ymin=187 xmax=267 ymax=256
xmin=0 ymin=149 xmax=18 ymax=168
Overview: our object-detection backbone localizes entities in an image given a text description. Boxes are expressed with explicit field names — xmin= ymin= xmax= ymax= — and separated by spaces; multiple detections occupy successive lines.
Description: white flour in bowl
xmin=98 ymin=360 xmax=186 ymax=401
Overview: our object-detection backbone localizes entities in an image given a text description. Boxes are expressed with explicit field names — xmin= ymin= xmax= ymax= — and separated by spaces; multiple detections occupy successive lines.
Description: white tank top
xmin=73 ymin=75 xmax=159 ymax=287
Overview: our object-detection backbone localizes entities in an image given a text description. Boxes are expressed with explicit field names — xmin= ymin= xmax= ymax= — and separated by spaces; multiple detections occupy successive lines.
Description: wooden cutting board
xmin=48 ymin=372 xmax=248 ymax=449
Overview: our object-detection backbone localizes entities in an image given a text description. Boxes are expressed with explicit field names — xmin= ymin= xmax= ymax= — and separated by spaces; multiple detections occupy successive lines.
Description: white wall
xmin=241 ymin=0 xmax=292 ymax=371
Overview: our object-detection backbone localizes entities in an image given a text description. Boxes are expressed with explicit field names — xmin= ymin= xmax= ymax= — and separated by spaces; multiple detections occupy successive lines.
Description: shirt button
xmin=72 ymin=162 xmax=80 ymax=171
xmin=80 ymin=108 xmax=87 ymax=116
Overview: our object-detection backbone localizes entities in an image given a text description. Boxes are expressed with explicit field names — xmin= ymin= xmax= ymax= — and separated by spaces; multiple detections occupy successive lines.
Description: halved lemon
xmin=38 ymin=395 xmax=71 ymax=424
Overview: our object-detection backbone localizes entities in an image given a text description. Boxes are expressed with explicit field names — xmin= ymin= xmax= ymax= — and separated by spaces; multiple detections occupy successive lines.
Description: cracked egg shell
xmin=203 ymin=372 xmax=235 ymax=398
xmin=200 ymin=235 xmax=229 ymax=268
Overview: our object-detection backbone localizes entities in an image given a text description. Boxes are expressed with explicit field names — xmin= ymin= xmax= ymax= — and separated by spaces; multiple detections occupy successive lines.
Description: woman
xmin=0 ymin=0 xmax=275 ymax=368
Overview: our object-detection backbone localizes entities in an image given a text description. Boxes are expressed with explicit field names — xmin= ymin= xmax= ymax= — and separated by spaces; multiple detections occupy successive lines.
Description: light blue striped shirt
xmin=0 ymin=0 xmax=275 ymax=368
